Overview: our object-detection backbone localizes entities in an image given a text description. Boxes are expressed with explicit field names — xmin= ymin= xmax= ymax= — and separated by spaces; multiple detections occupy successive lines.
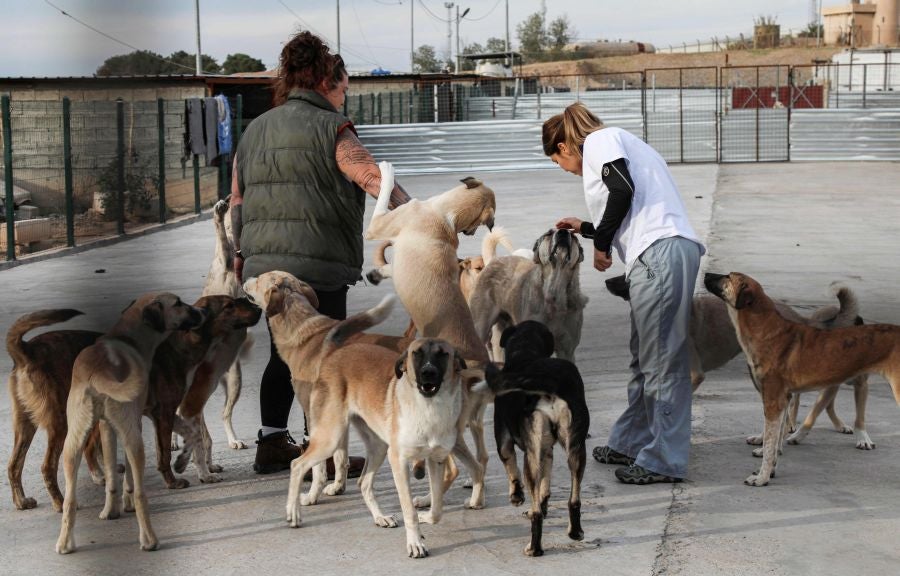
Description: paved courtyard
xmin=1 ymin=162 xmax=899 ymax=575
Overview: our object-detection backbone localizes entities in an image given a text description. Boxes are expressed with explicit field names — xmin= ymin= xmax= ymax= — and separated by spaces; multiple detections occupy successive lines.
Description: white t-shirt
xmin=582 ymin=127 xmax=705 ymax=274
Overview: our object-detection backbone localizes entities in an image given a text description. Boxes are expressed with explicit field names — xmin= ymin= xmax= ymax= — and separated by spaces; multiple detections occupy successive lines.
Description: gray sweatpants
xmin=607 ymin=236 xmax=701 ymax=479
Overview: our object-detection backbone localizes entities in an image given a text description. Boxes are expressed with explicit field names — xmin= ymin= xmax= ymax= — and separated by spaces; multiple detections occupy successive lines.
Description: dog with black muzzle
xmin=469 ymin=228 xmax=588 ymax=362
xmin=483 ymin=320 xmax=589 ymax=557
xmin=283 ymin=337 xmax=484 ymax=559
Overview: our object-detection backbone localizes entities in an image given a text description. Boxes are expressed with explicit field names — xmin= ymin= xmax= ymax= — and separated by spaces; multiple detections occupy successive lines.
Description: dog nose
xmin=703 ymin=273 xmax=726 ymax=292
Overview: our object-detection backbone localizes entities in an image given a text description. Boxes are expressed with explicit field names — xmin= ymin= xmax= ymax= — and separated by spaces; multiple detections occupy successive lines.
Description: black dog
xmin=485 ymin=320 xmax=590 ymax=557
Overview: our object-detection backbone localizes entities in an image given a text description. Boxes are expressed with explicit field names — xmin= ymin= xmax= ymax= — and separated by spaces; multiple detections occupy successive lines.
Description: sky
xmin=2 ymin=0 xmax=822 ymax=77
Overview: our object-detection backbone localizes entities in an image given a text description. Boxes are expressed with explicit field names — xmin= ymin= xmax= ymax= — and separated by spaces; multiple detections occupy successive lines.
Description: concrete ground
xmin=1 ymin=162 xmax=899 ymax=576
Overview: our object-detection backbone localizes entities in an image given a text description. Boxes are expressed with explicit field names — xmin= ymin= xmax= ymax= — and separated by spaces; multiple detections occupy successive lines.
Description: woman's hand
xmin=556 ymin=216 xmax=583 ymax=231
xmin=593 ymin=247 xmax=613 ymax=272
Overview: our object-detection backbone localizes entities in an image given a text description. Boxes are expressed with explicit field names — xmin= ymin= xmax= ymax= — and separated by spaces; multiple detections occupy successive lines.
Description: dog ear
xmin=735 ymin=284 xmax=754 ymax=309
xmin=460 ymin=176 xmax=482 ymax=189
xmin=142 ymin=301 xmax=166 ymax=332
xmin=265 ymin=286 xmax=286 ymax=317
xmin=299 ymin=284 xmax=320 ymax=309
xmin=541 ymin=329 xmax=556 ymax=357
xmin=576 ymin=242 xmax=585 ymax=263
xmin=454 ymin=354 xmax=467 ymax=373
xmin=394 ymin=350 xmax=409 ymax=378
xmin=499 ymin=325 xmax=517 ymax=349
xmin=531 ymin=237 xmax=542 ymax=264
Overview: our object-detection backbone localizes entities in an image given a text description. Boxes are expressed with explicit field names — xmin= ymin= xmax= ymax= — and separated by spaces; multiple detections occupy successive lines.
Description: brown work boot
xmin=253 ymin=430 xmax=305 ymax=474
xmin=303 ymin=456 xmax=366 ymax=481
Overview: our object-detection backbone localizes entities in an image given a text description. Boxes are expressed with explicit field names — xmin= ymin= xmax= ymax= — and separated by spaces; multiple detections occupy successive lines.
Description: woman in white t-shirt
xmin=543 ymin=102 xmax=704 ymax=484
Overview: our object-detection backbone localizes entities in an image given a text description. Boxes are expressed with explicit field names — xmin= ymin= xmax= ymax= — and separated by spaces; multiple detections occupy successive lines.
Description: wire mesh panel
xmin=644 ymin=67 xmax=718 ymax=163
xmin=719 ymin=66 xmax=789 ymax=162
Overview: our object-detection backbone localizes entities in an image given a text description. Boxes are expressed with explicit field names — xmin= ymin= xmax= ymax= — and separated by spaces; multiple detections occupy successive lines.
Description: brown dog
xmin=704 ymin=272 xmax=900 ymax=487
xmin=56 ymin=293 xmax=206 ymax=554
xmin=146 ymin=295 xmax=261 ymax=488
xmin=242 ymin=271 xmax=411 ymax=494
xmin=6 ymin=309 xmax=104 ymax=512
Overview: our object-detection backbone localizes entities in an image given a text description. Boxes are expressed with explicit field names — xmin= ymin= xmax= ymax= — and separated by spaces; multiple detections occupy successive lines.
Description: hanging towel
xmin=185 ymin=98 xmax=206 ymax=157
xmin=215 ymin=94 xmax=233 ymax=156
xmin=203 ymin=97 xmax=219 ymax=163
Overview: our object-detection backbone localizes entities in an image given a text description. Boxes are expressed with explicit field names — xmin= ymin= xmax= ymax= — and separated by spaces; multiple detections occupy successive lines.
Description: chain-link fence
xmin=2 ymin=95 xmax=234 ymax=262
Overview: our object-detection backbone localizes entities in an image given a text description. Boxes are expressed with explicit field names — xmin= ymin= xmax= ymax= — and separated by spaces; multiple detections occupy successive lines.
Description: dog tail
xmin=366 ymin=241 xmax=393 ymax=285
xmin=809 ymin=284 xmax=860 ymax=328
xmin=481 ymin=227 xmax=515 ymax=265
xmin=6 ymin=309 xmax=85 ymax=367
xmin=323 ymin=295 xmax=397 ymax=354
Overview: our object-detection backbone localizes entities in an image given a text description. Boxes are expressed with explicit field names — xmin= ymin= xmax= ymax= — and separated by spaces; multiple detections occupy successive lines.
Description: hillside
xmin=520 ymin=47 xmax=843 ymax=88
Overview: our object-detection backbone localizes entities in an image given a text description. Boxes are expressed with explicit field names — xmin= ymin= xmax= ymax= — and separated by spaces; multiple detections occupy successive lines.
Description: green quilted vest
xmin=236 ymin=90 xmax=365 ymax=290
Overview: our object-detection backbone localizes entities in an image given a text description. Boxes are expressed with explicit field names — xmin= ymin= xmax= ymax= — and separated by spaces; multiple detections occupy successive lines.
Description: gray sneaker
xmin=592 ymin=446 xmax=635 ymax=466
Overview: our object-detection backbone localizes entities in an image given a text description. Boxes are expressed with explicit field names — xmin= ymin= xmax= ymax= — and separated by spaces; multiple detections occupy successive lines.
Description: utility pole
xmin=817 ymin=0 xmax=823 ymax=47
xmin=337 ymin=0 xmax=341 ymax=55
xmin=505 ymin=0 xmax=510 ymax=66
xmin=410 ymin=0 xmax=414 ymax=72
xmin=445 ymin=2 xmax=454 ymax=70
xmin=194 ymin=0 xmax=202 ymax=75
xmin=455 ymin=6 xmax=470 ymax=73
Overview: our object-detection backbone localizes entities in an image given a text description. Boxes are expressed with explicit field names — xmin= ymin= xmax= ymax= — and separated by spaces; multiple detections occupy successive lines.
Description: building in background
xmin=823 ymin=0 xmax=899 ymax=47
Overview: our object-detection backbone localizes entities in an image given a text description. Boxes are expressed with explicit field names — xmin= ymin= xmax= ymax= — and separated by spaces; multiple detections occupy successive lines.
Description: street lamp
xmin=455 ymin=6 xmax=470 ymax=73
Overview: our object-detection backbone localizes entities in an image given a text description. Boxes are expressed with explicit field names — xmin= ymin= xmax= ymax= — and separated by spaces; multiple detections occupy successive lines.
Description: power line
xmin=464 ymin=0 xmax=502 ymax=22
xmin=418 ymin=0 xmax=448 ymax=23
xmin=276 ymin=0 xmax=380 ymax=67
xmin=350 ymin=0 xmax=383 ymax=67
xmin=43 ymin=0 xmax=219 ymax=75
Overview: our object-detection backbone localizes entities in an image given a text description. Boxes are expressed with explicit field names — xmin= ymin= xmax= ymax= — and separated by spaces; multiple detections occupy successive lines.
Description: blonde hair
xmin=541 ymin=102 xmax=604 ymax=159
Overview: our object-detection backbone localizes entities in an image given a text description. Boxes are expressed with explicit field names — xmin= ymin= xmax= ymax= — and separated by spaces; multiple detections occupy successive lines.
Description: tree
xmin=547 ymin=15 xmax=576 ymax=51
xmin=164 ymin=50 xmax=221 ymax=74
xmin=485 ymin=37 xmax=508 ymax=53
xmin=223 ymin=53 xmax=267 ymax=75
xmin=96 ymin=50 xmax=169 ymax=76
xmin=412 ymin=45 xmax=444 ymax=73
xmin=517 ymin=11 xmax=547 ymax=60
xmin=459 ymin=42 xmax=484 ymax=71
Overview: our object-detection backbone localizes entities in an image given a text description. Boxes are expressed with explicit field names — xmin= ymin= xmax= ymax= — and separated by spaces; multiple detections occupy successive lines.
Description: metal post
xmin=787 ymin=67 xmax=792 ymax=162
xmin=116 ymin=98 xmax=125 ymax=235
xmin=433 ymin=84 xmax=439 ymax=123
xmin=389 ymin=92 xmax=394 ymax=123
xmin=3 ymin=95 xmax=15 ymax=261
xmin=862 ymin=64 xmax=867 ymax=108
xmin=157 ymin=98 xmax=167 ymax=223
xmin=194 ymin=0 xmax=203 ymax=75
xmin=193 ymin=154 xmax=200 ymax=214
xmin=377 ymin=93 xmax=383 ymax=124
xmin=63 ymin=98 xmax=75 ymax=246
xmin=336 ymin=0 xmax=341 ymax=55
xmin=536 ymin=83 xmax=542 ymax=119
xmin=679 ymin=68 xmax=684 ymax=163
xmin=236 ymin=94 xmax=243 ymax=145
xmin=755 ymin=66 xmax=760 ymax=162
xmin=410 ymin=0 xmax=414 ymax=72
xmin=641 ymin=71 xmax=647 ymax=143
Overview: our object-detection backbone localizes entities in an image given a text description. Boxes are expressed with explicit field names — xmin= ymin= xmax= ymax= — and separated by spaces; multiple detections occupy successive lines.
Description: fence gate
xmin=718 ymin=65 xmax=790 ymax=162
xmin=643 ymin=67 xmax=719 ymax=163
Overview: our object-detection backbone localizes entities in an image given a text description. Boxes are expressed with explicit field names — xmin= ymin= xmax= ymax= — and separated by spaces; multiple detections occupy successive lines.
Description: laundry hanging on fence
xmin=202 ymin=97 xmax=219 ymax=163
xmin=185 ymin=98 xmax=206 ymax=157
xmin=215 ymin=94 xmax=232 ymax=157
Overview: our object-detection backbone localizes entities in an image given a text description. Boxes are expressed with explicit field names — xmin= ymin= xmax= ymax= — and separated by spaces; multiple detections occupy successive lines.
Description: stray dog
xmin=606 ymin=273 xmax=871 ymax=449
xmin=242 ymin=271 xmax=410 ymax=493
xmin=704 ymin=272 xmax=900 ymax=487
xmin=469 ymin=228 xmax=588 ymax=362
xmin=365 ymin=161 xmax=495 ymax=363
xmin=484 ymin=321 xmax=589 ymax=557
xmin=56 ymin=293 xmax=206 ymax=554
xmin=286 ymin=338 xmax=483 ymax=558
xmin=199 ymin=197 xmax=251 ymax=450
xmin=6 ymin=309 xmax=104 ymax=512
xmin=146 ymin=295 xmax=261 ymax=488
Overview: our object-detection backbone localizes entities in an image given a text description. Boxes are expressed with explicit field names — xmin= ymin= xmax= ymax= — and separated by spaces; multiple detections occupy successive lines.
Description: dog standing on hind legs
xmin=483 ymin=321 xmax=589 ymax=556
xmin=56 ymin=293 xmax=206 ymax=554
xmin=704 ymin=272 xmax=900 ymax=487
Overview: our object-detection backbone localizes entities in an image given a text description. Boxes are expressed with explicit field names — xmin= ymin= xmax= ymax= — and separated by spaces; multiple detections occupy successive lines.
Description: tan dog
xmin=364 ymin=161 xmax=495 ymax=364
xmin=285 ymin=338 xmax=482 ymax=558
xmin=605 ymin=274 xmax=871 ymax=449
xmin=199 ymin=197 xmax=250 ymax=450
xmin=704 ymin=272 xmax=900 ymax=487
xmin=6 ymin=310 xmax=104 ymax=512
xmin=469 ymin=228 xmax=588 ymax=362
xmin=56 ymin=293 xmax=206 ymax=554
xmin=242 ymin=270 xmax=410 ymax=494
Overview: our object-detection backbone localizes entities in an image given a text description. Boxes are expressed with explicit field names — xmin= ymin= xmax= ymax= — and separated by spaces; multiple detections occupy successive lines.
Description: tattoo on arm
xmin=335 ymin=129 xmax=382 ymax=197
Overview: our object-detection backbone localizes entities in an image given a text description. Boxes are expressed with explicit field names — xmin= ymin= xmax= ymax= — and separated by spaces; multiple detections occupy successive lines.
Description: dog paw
xmin=418 ymin=511 xmax=437 ymax=525
xmin=123 ymin=493 xmax=135 ymax=513
xmin=173 ymin=455 xmax=189 ymax=474
xmin=140 ymin=533 xmax=159 ymax=552
xmin=855 ymin=433 xmax=876 ymax=450
xmin=287 ymin=503 xmax=302 ymax=528
xmin=465 ymin=497 xmax=484 ymax=510
xmin=300 ymin=492 xmax=318 ymax=506
xmin=751 ymin=447 xmax=763 ymax=458
xmin=228 ymin=440 xmax=247 ymax=450
xmin=167 ymin=477 xmax=190 ymax=489
xmin=406 ymin=538 xmax=428 ymax=559
xmin=744 ymin=473 xmax=769 ymax=487
xmin=568 ymin=528 xmax=585 ymax=541
xmin=746 ymin=434 xmax=763 ymax=446
xmin=55 ymin=538 xmax=75 ymax=555
xmin=51 ymin=498 xmax=64 ymax=513
xmin=208 ymin=463 xmax=224 ymax=473
xmin=509 ymin=493 xmax=525 ymax=507
xmin=375 ymin=514 xmax=398 ymax=528
xmin=89 ymin=471 xmax=106 ymax=486
xmin=413 ymin=495 xmax=431 ymax=509
xmin=323 ymin=482 xmax=345 ymax=496
xmin=199 ymin=473 xmax=222 ymax=484
xmin=837 ymin=425 xmax=854 ymax=435
xmin=99 ymin=504 xmax=120 ymax=520
xmin=15 ymin=496 xmax=38 ymax=510
xmin=214 ymin=199 xmax=228 ymax=218
xmin=524 ymin=543 xmax=544 ymax=557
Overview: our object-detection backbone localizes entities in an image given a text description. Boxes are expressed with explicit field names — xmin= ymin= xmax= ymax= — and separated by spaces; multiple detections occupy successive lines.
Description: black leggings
xmin=259 ymin=285 xmax=349 ymax=429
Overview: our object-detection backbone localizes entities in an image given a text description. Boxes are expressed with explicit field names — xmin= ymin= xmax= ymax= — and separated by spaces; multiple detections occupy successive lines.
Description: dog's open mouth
xmin=417 ymin=380 xmax=442 ymax=397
